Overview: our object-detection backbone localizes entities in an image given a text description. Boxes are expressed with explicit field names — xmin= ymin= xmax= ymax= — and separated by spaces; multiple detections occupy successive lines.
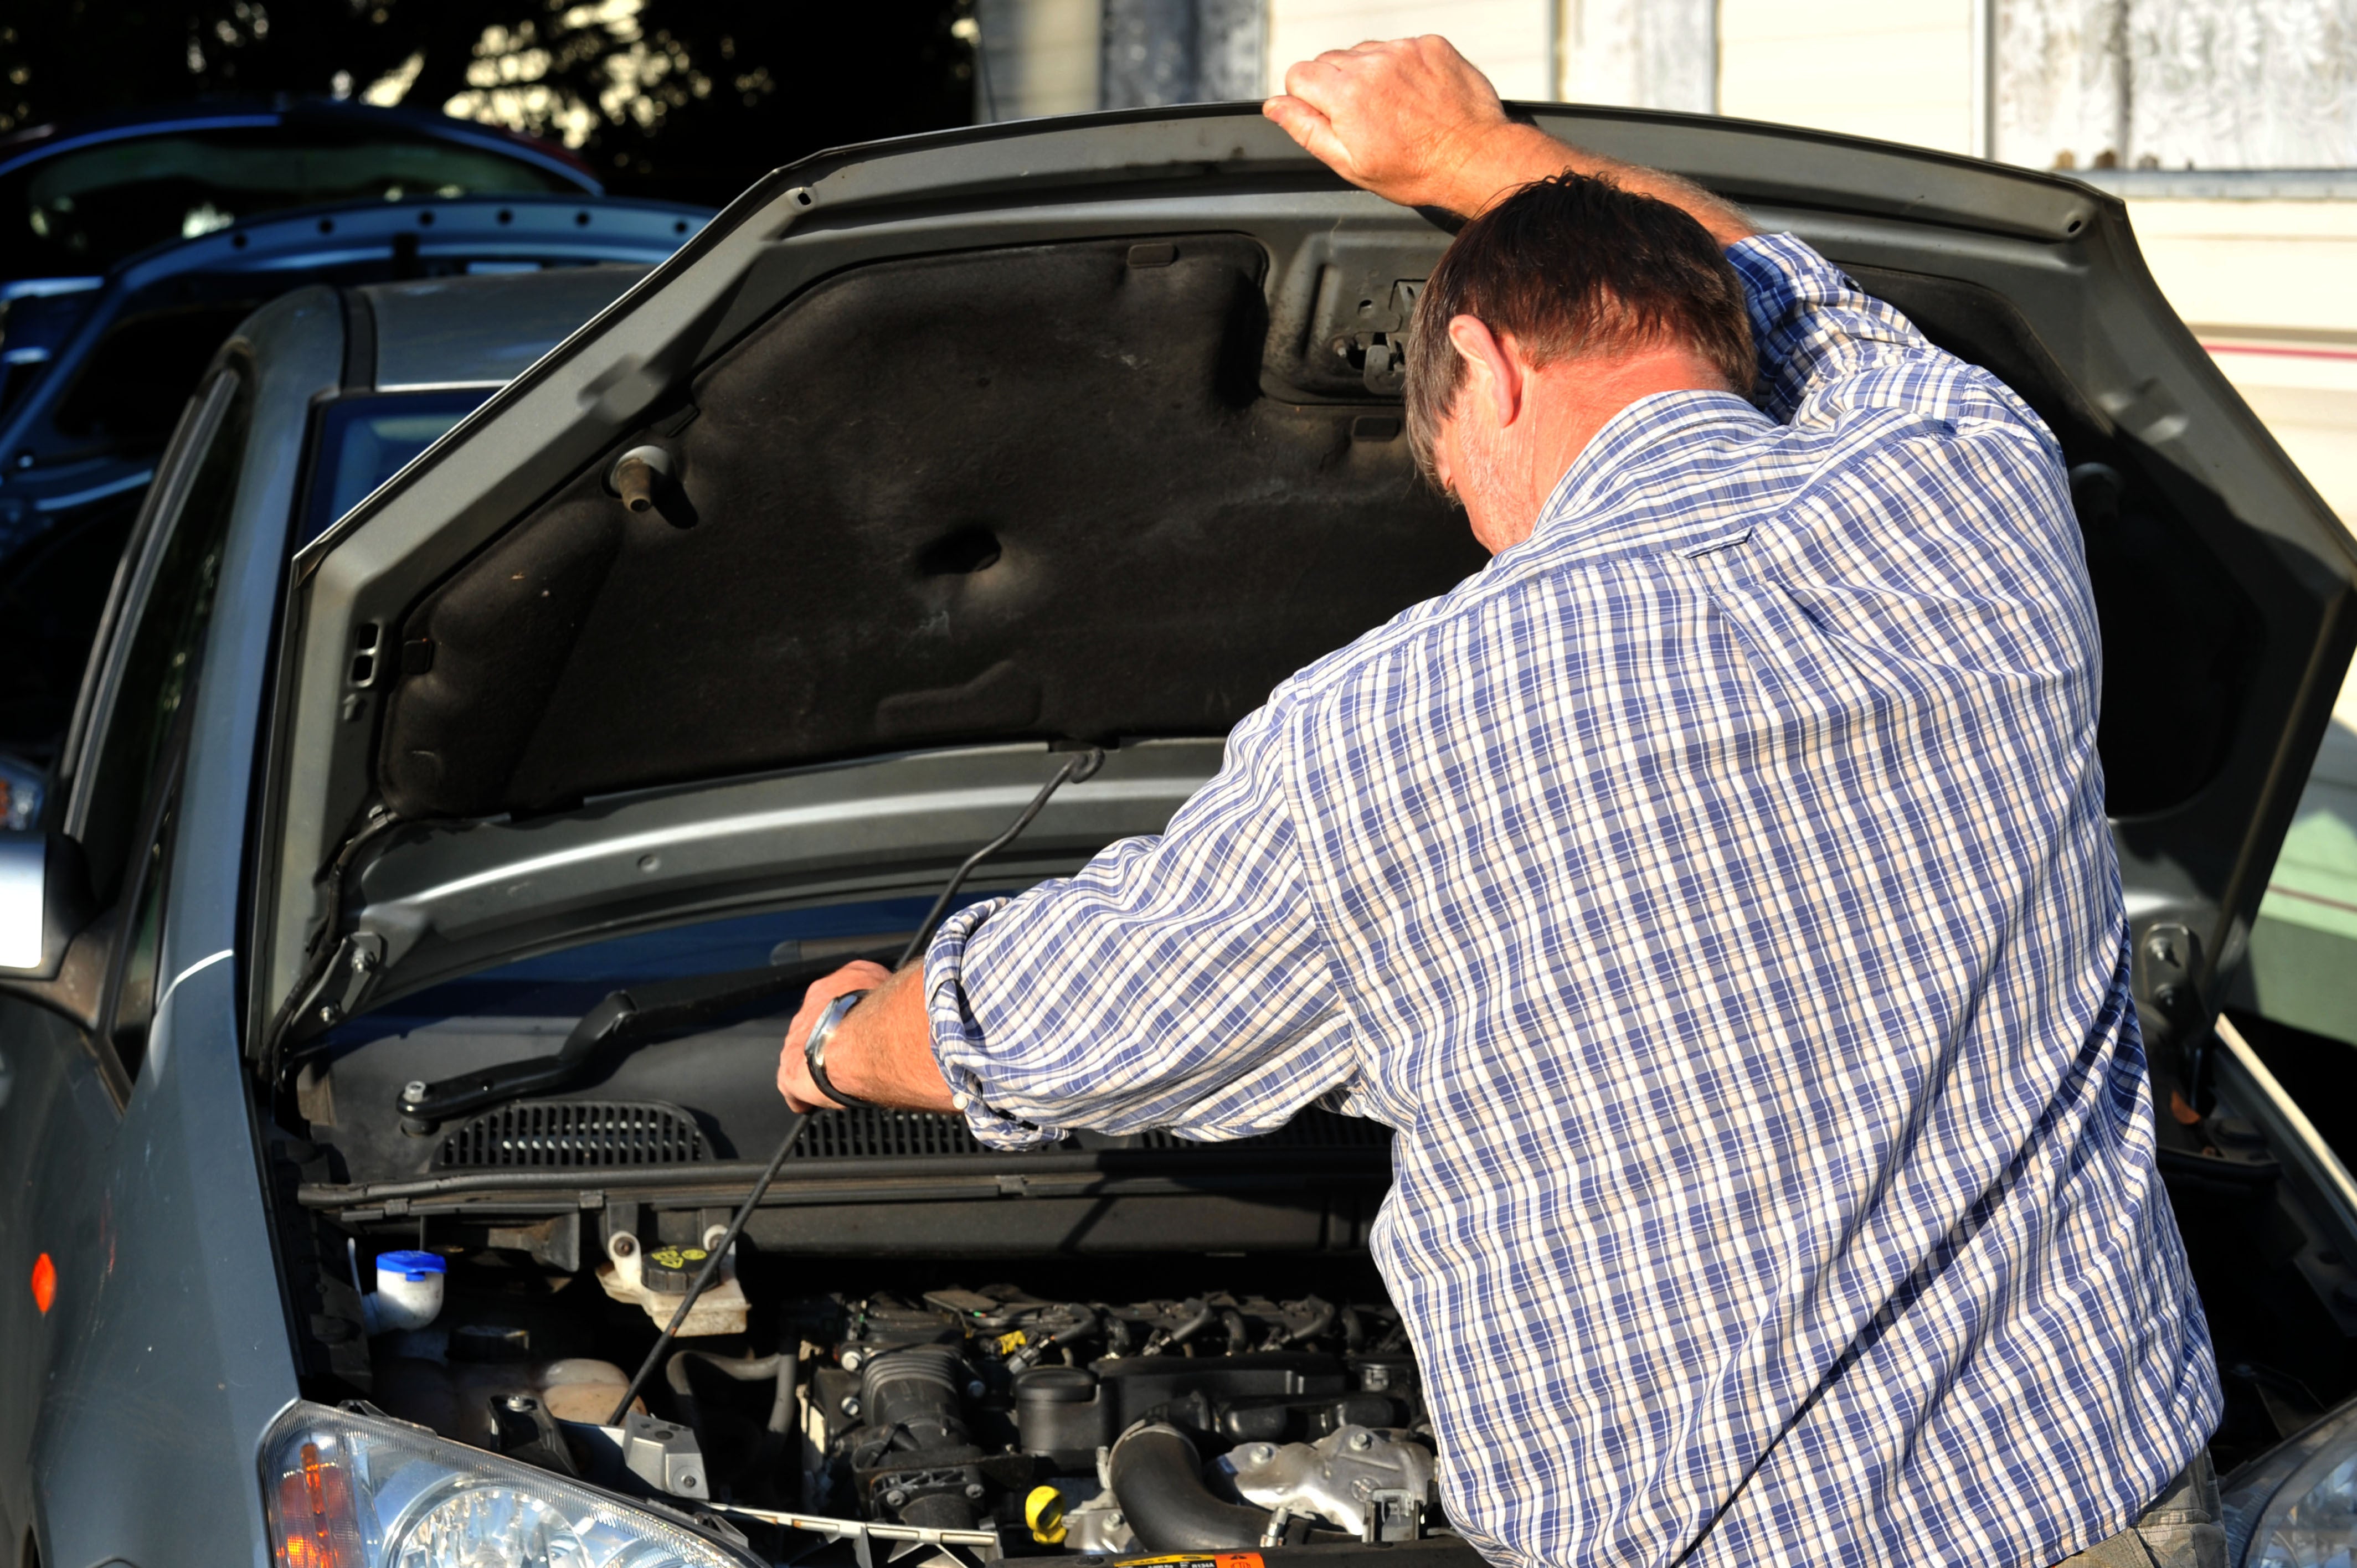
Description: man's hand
xmin=1264 ymin=35 xmax=1756 ymax=243
xmin=1263 ymin=37 xmax=1548 ymax=217
xmin=777 ymin=958 xmax=958 ymax=1115
xmin=778 ymin=959 xmax=891 ymax=1112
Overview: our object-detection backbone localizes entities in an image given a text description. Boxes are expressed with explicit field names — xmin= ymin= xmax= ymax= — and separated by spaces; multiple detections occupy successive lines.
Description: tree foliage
xmin=0 ymin=0 xmax=976 ymax=204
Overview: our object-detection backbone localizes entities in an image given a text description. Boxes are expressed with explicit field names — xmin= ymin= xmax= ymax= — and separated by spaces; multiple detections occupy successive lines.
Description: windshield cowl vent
xmin=793 ymin=1107 xmax=989 ymax=1159
xmin=784 ymin=1107 xmax=1393 ymax=1160
xmin=437 ymin=1099 xmax=708 ymax=1169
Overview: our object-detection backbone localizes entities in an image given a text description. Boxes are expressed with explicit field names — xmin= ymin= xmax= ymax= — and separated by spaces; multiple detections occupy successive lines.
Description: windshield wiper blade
xmin=394 ymin=950 xmax=885 ymax=1125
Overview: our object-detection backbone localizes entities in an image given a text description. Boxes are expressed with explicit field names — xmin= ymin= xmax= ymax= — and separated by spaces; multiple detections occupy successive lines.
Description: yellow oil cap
xmin=1025 ymin=1485 xmax=1069 ymax=1545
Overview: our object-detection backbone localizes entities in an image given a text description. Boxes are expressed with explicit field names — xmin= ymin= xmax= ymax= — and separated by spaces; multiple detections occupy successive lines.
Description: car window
xmin=48 ymin=301 xmax=265 ymax=452
xmin=2231 ymin=656 xmax=2357 ymax=1017
xmin=104 ymin=764 xmax=181 ymax=1086
xmin=299 ymin=388 xmax=493 ymax=545
xmin=73 ymin=366 xmax=250 ymax=906
xmin=1 ymin=127 xmax=580 ymax=278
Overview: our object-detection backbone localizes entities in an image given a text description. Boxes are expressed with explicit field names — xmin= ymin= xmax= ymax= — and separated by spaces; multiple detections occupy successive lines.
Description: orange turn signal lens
xmin=273 ymin=1440 xmax=362 ymax=1568
xmin=28 ymin=1252 xmax=54 ymax=1315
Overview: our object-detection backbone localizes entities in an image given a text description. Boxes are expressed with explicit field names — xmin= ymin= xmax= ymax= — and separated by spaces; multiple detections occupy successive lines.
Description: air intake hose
xmin=1109 ymin=1425 xmax=1274 ymax=1552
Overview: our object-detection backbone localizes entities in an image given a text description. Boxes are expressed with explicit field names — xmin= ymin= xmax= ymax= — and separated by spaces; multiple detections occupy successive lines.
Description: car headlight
xmin=263 ymin=1401 xmax=754 ymax=1568
xmin=2224 ymin=1396 xmax=2357 ymax=1566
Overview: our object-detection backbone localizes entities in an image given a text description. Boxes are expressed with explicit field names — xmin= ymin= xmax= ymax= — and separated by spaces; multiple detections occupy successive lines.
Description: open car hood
xmin=257 ymin=104 xmax=2357 ymax=1062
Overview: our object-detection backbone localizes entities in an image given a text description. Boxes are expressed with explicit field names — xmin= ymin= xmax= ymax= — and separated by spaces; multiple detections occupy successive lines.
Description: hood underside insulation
xmin=380 ymin=234 xmax=1481 ymax=818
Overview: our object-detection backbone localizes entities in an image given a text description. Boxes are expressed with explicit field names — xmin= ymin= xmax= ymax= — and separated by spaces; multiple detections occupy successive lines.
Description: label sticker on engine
xmin=1110 ymin=1555 xmax=1264 ymax=1568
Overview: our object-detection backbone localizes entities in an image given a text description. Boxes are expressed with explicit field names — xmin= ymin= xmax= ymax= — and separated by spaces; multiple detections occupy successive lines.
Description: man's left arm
xmin=780 ymin=705 xmax=1368 ymax=1146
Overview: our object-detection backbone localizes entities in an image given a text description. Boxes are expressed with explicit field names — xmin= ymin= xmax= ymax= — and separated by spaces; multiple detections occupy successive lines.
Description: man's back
xmin=925 ymin=234 xmax=2218 ymax=1565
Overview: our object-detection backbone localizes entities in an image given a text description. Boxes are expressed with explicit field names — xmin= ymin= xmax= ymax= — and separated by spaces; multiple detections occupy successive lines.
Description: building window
xmin=2000 ymin=0 xmax=2357 ymax=171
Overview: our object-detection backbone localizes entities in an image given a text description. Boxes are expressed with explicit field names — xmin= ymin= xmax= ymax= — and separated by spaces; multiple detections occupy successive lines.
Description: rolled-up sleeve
xmin=924 ymin=698 xmax=1362 ymax=1151
xmin=1730 ymin=233 xmax=2056 ymax=455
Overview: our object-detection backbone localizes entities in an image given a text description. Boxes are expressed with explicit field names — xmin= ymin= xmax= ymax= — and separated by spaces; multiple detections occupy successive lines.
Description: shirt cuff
xmin=924 ymin=896 xmax=1067 ymax=1151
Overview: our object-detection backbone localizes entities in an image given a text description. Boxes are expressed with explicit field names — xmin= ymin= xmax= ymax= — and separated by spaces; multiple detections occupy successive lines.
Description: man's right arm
xmin=1263 ymin=37 xmax=2048 ymax=438
xmin=1262 ymin=36 xmax=1755 ymax=245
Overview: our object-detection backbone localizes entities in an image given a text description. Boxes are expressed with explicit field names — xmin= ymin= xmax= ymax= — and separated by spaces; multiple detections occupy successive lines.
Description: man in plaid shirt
xmin=780 ymin=36 xmax=2224 ymax=1568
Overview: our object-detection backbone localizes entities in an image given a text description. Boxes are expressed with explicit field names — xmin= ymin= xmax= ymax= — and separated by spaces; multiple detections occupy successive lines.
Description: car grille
xmin=438 ymin=1100 xmax=709 ymax=1168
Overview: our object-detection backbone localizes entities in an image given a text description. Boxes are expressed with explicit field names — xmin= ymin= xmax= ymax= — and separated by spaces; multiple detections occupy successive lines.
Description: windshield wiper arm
xmin=394 ymin=745 xmax=1106 ymax=1129
xmin=394 ymin=950 xmax=885 ymax=1126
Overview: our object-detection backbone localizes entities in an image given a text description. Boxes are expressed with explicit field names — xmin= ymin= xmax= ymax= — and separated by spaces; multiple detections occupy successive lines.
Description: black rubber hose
xmin=665 ymin=1348 xmax=801 ymax=1490
xmin=665 ymin=1351 xmax=790 ymax=1472
xmin=1109 ymin=1425 xmax=1273 ymax=1552
xmin=1144 ymin=1298 xmax=1216 ymax=1355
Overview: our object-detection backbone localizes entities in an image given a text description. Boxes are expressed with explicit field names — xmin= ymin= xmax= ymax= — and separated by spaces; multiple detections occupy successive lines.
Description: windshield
xmin=301 ymin=388 xmax=496 ymax=545
xmin=382 ymin=898 xmax=957 ymax=1020
xmin=2 ymin=126 xmax=580 ymax=278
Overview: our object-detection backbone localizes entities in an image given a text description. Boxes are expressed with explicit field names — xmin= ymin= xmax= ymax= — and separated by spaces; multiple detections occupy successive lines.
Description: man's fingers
xmin=783 ymin=959 xmax=893 ymax=1054
xmin=1282 ymin=52 xmax=1347 ymax=105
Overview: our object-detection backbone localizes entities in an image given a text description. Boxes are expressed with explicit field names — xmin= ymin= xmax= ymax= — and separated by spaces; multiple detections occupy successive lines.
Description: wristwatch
xmin=804 ymin=989 xmax=874 ymax=1110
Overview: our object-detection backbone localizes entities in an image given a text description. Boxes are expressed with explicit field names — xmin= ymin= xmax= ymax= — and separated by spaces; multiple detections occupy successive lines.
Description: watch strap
xmin=804 ymin=989 xmax=875 ymax=1110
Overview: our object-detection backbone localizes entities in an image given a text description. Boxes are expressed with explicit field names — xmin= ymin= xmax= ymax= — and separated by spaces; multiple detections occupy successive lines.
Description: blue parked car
xmin=0 ymin=96 xmax=600 ymax=291
xmin=0 ymin=95 xmax=698 ymax=802
xmin=0 ymin=189 xmax=708 ymax=797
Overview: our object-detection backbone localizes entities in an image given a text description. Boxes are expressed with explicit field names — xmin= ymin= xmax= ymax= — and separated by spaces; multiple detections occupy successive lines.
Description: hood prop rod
xmin=896 ymin=745 xmax=1104 ymax=969
xmin=604 ymin=745 xmax=1105 ymax=1428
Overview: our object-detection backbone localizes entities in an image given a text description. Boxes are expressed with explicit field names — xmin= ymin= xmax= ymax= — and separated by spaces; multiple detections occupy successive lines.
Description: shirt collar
xmin=1532 ymin=389 xmax=1768 ymax=544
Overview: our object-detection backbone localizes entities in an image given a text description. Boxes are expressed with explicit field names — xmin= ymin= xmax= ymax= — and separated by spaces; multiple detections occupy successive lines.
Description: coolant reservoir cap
xmin=643 ymin=1244 xmax=708 ymax=1292
xmin=378 ymin=1250 xmax=447 ymax=1283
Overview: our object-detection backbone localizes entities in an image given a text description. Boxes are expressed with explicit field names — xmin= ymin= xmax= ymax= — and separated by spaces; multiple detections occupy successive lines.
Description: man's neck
xmin=1463 ymin=346 xmax=1741 ymax=555
xmin=1527 ymin=346 xmax=1736 ymax=501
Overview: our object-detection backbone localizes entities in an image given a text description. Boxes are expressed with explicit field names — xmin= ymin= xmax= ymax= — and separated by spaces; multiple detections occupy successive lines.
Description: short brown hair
xmin=1404 ymin=172 xmax=1755 ymax=483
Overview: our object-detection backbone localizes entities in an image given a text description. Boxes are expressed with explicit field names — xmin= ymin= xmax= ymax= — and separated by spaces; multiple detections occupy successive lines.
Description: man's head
xmin=1407 ymin=173 xmax=1755 ymax=552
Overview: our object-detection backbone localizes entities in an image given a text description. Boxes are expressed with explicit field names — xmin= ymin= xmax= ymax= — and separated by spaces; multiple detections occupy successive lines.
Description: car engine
xmin=341 ymin=1237 xmax=1439 ymax=1557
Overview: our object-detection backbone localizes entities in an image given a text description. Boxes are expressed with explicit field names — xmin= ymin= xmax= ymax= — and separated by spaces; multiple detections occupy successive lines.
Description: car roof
xmin=107 ymin=191 xmax=703 ymax=290
xmin=353 ymin=265 xmax=651 ymax=391
xmin=0 ymin=97 xmax=599 ymax=193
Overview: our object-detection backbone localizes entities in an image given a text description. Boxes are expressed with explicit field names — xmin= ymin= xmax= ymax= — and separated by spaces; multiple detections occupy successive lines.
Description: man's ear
xmin=1446 ymin=314 xmax=1525 ymax=430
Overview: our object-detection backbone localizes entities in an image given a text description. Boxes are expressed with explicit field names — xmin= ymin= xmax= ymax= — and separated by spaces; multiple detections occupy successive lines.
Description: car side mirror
xmin=0 ymin=832 xmax=91 ymax=979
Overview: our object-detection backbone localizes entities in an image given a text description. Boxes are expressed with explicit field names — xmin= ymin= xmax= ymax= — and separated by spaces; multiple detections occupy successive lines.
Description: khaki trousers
xmin=2052 ymin=1454 xmax=2226 ymax=1568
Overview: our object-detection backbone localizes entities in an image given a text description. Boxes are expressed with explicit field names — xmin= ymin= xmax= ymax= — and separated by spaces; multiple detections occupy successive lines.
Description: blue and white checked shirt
xmin=925 ymin=233 xmax=2220 ymax=1567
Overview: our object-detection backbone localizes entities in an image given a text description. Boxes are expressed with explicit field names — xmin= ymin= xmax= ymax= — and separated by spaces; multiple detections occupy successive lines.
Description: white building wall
xmin=1717 ymin=0 xmax=1980 ymax=154
xmin=2122 ymin=191 xmax=2357 ymax=521
xmin=975 ymin=0 xmax=1102 ymax=118
xmin=1561 ymin=0 xmax=1717 ymax=113
xmin=1265 ymin=0 xmax=1553 ymax=100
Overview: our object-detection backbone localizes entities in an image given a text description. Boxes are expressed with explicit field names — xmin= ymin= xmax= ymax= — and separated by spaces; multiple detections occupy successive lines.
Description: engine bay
xmin=276 ymin=791 xmax=1439 ymax=1563
xmin=311 ymin=1230 xmax=1443 ymax=1562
